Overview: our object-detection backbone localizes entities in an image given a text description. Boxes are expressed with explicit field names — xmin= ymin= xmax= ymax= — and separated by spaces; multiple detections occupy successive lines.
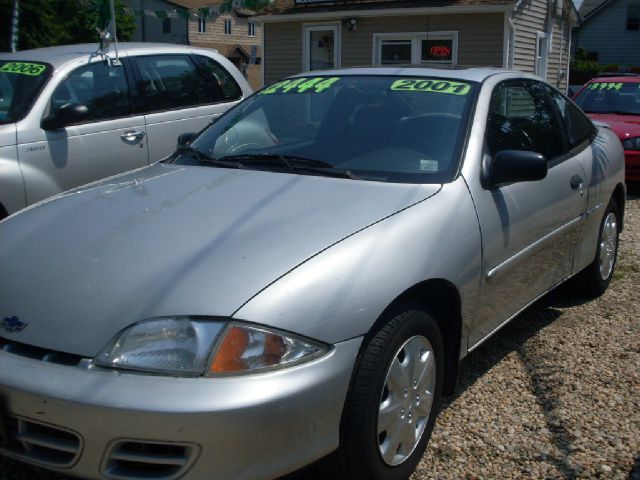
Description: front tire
xmin=324 ymin=305 xmax=444 ymax=480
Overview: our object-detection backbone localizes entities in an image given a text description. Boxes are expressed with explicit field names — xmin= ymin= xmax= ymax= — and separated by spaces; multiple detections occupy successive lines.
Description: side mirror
xmin=177 ymin=132 xmax=197 ymax=148
xmin=482 ymin=150 xmax=548 ymax=189
xmin=41 ymin=103 xmax=89 ymax=130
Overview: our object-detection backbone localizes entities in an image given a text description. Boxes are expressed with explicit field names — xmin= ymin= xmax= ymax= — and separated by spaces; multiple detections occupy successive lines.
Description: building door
xmin=303 ymin=24 xmax=340 ymax=71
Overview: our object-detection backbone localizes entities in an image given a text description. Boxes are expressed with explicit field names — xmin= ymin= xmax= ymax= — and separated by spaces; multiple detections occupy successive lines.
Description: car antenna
xmin=96 ymin=0 xmax=121 ymax=67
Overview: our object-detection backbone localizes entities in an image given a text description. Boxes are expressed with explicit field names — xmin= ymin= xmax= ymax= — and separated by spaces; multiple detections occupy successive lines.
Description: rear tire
xmin=575 ymin=198 xmax=620 ymax=297
xmin=322 ymin=304 xmax=444 ymax=480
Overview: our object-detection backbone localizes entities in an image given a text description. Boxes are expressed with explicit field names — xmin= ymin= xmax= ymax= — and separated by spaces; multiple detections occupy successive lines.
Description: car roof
xmin=0 ymin=43 xmax=219 ymax=70
xmin=587 ymin=75 xmax=640 ymax=83
xmin=289 ymin=66 xmax=517 ymax=83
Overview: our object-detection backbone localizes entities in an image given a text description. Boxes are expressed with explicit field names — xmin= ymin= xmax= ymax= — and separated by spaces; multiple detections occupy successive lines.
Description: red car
xmin=573 ymin=76 xmax=640 ymax=183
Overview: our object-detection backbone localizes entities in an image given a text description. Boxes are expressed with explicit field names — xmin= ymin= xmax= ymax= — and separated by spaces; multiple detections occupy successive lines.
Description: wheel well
xmin=613 ymin=183 xmax=625 ymax=231
xmin=378 ymin=279 xmax=463 ymax=397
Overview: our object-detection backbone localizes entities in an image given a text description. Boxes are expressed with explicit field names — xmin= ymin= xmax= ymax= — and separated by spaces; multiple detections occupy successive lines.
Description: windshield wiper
xmin=219 ymin=153 xmax=358 ymax=179
xmin=172 ymin=146 xmax=245 ymax=169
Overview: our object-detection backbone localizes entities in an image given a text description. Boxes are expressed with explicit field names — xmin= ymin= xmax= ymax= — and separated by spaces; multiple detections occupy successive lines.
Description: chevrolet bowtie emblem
xmin=0 ymin=316 xmax=27 ymax=333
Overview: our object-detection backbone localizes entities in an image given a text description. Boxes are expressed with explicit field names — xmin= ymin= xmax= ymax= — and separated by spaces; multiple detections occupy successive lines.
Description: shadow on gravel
xmin=626 ymin=182 xmax=640 ymax=199
xmin=629 ymin=455 xmax=640 ymax=480
xmin=446 ymin=284 xmax=599 ymax=479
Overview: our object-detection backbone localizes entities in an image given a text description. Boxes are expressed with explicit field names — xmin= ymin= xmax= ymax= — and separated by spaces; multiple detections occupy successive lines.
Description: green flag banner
xmin=123 ymin=7 xmax=220 ymax=19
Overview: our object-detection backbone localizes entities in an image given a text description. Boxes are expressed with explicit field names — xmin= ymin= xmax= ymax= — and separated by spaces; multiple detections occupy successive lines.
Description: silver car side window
xmin=486 ymin=80 xmax=566 ymax=161
xmin=546 ymin=86 xmax=596 ymax=150
xmin=133 ymin=55 xmax=227 ymax=113
xmin=196 ymin=56 xmax=242 ymax=101
xmin=50 ymin=62 xmax=130 ymax=123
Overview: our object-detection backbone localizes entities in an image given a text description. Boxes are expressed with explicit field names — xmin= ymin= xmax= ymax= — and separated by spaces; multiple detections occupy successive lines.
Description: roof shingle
xmin=262 ymin=0 xmax=513 ymax=15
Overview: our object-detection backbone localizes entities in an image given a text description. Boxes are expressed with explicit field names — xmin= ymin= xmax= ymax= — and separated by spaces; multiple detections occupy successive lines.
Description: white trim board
xmin=256 ymin=4 xmax=511 ymax=23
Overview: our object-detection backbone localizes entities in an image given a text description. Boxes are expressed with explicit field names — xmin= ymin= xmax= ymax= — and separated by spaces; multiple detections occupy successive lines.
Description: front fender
xmin=233 ymin=177 xmax=482 ymax=347
xmin=0 ymin=145 xmax=25 ymax=216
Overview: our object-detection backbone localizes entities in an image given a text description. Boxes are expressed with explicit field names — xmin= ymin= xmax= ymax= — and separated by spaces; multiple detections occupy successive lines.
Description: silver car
xmin=0 ymin=68 xmax=625 ymax=480
xmin=0 ymin=43 xmax=252 ymax=220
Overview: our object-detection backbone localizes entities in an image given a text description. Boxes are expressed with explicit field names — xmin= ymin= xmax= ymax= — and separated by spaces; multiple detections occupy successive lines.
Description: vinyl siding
xmin=512 ymin=0 xmax=547 ymax=73
xmin=264 ymin=22 xmax=303 ymax=85
xmin=126 ymin=0 xmax=189 ymax=44
xmin=575 ymin=0 xmax=640 ymax=65
xmin=264 ymin=13 xmax=504 ymax=86
xmin=512 ymin=0 xmax=571 ymax=90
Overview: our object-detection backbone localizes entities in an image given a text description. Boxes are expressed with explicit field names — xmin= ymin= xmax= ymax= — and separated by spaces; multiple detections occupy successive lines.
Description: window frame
xmin=535 ymin=32 xmax=548 ymax=78
xmin=627 ymin=4 xmax=640 ymax=30
xmin=373 ymin=32 xmax=459 ymax=66
xmin=224 ymin=18 xmax=232 ymax=35
xmin=248 ymin=21 xmax=256 ymax=37
xmin=198 ymin=17 xmax=206 ymax=34
xmin=302 ymin=23 xmax=341 ymax=71
xmin=162 ymin=18 xmax=172 ymax=34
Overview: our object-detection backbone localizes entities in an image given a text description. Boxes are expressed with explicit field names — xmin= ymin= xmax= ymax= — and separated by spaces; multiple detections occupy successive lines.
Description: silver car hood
xmin=0 ymin=163 xmax=440 ymax=357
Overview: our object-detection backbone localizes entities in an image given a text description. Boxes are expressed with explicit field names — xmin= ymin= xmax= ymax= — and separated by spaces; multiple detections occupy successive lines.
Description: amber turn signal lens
xmin=210 ymin=326 xmax=249 ymax=373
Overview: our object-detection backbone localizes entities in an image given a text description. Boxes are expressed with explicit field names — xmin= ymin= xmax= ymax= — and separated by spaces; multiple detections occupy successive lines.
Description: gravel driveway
xmin=1 ymin=193 xmax=639 ymax=480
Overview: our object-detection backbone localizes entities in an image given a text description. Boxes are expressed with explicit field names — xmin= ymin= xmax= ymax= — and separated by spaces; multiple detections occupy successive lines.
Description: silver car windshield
xmin=0 ymin=60 xmax=52 ymax=125
xmin=183 ymin=75 xmax=477 ymax=183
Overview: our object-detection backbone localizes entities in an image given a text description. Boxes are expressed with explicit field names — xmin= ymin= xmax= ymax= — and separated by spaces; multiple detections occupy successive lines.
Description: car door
xmin=468 ymin=79 xmax=589 ymax=347
xmin=544 ymin=85 xmax=605 ymax=273
xmin=17 ymin=60 xmax=148 ymax=205
xmin=130 ymin=54 xmax=244 ymax=162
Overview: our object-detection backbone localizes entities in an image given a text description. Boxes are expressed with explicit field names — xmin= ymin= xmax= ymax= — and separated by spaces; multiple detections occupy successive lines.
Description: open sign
xmin=429 ymin=45 xmax=452 ymax=58
xmin=422 ymin=39 xmax=454 ymax=62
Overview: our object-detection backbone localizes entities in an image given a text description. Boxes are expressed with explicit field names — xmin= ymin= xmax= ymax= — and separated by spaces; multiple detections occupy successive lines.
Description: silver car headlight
xmin=622 ymin=137 xmax=640 ymax=151
xmin=94 ymin=317 xmax=328 ymax=376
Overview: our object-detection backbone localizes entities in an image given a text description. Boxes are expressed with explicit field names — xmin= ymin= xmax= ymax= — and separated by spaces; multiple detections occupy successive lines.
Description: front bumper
xmin=625 ymin=150 xmax=640 ymax=181
xmin=0 ymin=336 xmax=362 ymax=480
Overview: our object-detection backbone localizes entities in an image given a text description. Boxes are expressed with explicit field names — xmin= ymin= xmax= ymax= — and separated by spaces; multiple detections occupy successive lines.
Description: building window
xmin=162 ymin=18 xmax=171 ymax=34
xmin=535 ymin=32 xmax=548 ymax=78
xmin=380 ymin=39 xmax=412 ymax=64
xmin=374 ymin=32 xmax=458 ymax=66
xmin=198 ymin=17 xmax=206 ymax=34
xmin=303 ymin=24 xmax=341 ymax=71
xmin=248 ymin=21 xmax=256 ymax=37
xmin=224 ymin=18 xmax=232 ymax=35
xmin=628 ymin=4 xmax=640 ymax=30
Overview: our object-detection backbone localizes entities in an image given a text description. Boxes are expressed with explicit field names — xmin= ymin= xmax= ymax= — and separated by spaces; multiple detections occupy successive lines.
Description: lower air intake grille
xmin=103 ymin=440 xmax=197 ymax=480
xmin=1 ymin=417 xmax=82 ymax=468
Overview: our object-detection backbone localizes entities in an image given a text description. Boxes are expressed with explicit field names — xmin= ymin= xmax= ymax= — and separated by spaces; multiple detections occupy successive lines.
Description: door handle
xmin=120 ymin=130 xmax=145 ymax=142
xmin=570 ymin=175 xmax=583 ymax=190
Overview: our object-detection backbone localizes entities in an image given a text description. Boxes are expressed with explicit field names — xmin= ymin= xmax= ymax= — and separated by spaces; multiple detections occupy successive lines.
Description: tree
xmin=0 ymin=0 xmax=135 ymax=52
